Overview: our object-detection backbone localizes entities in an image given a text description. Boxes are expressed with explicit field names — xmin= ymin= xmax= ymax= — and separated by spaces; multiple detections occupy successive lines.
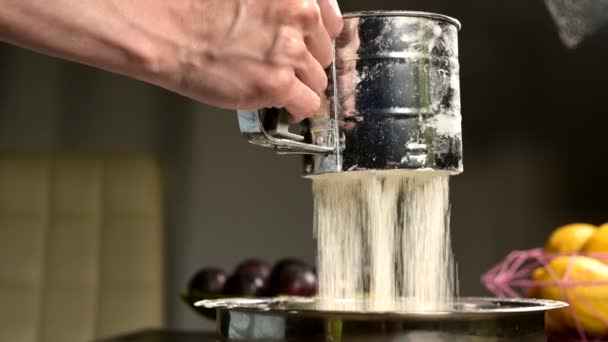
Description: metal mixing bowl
xmin=196 ymin=297 xmax=567 ymax=341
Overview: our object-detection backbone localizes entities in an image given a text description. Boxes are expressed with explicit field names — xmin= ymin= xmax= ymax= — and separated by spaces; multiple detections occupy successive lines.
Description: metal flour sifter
xmin=237 ymin=11 xmax=463 ymax=177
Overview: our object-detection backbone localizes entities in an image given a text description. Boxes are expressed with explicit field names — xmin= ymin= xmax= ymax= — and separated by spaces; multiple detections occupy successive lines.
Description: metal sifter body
xmin=237 ymin=11 xmax=463 ymax=176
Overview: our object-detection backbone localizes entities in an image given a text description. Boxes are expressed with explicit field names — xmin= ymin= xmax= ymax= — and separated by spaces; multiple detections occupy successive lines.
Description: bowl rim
xmin=195 ymin=296 xmax=568 ymax=320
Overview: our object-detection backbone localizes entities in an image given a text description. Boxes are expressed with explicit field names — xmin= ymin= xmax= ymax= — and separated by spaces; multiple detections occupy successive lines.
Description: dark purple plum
xmin=222 ymin=273 xmax=265 ymax=297
xmin=234 ymin=259 xmax=271 ymax=281
xmin=267 ymin=258 xmax=317 ymax=297
xmin=188 ymin=267 xmax=227 ymax=294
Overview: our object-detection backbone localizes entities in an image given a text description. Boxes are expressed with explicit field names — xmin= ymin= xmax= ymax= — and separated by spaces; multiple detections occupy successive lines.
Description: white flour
xmin=313 ymin=171 xmax=456 ymax=311
xmin=545 ymin=0 xmax=608 ymax=48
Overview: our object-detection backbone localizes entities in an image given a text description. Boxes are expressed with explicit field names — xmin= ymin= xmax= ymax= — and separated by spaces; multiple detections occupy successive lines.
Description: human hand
xmin=335 ymin=17 xmax=361 ymax=131
xmin=153 ymin=0 xmax=344 ymax=121
xmin=0 ymin=0 xmax=342 ymax=121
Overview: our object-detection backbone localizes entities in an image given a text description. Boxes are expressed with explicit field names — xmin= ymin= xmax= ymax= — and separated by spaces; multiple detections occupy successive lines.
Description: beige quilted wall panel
xmin=0 ymin=156 xmax=51 ymax=342
xmin=0 ymin=154 xmax=164 ymax=342
xmin=97 ymin=156 xmax=164 ymax=337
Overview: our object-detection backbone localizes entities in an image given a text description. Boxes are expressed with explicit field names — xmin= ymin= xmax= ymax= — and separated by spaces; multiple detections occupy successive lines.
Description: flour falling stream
xmin=313 ymin=171 xmax=456 ymax=311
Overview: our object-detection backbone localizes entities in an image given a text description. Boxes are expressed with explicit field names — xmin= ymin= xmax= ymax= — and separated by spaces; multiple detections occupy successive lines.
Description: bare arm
xmin=0 ymin=0 xmax=343 ymax=120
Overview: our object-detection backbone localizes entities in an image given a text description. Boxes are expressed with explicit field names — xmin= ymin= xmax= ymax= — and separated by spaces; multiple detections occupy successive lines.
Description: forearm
xmin=0 ymin=0 xmax=184 ymax=86
xmin=0 ymin=0 xmax=343 ymax=119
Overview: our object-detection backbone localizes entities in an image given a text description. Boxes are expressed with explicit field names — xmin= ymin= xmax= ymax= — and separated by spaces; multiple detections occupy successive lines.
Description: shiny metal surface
xmin=237 ymin=11 xmax=463 ymax=176
xmin=197 ymin=297 xmax=567 ymax=341
xmin=237 ymin=109 xmax=334 ymax=154
xmin=342 ymin=11 xmax=461 ymax=29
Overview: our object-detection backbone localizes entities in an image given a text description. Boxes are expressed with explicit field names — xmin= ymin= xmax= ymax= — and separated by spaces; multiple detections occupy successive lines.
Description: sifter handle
xmin=237 ymin=109 xmax=334 ymax=155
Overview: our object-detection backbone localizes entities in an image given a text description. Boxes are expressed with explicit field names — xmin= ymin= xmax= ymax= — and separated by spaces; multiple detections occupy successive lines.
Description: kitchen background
xmin=0 ymin=0 xmax=607 ymax=333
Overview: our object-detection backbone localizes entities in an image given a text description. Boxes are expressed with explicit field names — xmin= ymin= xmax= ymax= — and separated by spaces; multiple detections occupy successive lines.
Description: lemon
xmin=531 ymin=256 xmax=608 ymax=336
xmin=529 ymin=266 xmax=568 ymax=333
xmin=582 ymin=223 xmax=608 ymax=254
xmin=545 ymin=223 xmax=596 ymax=254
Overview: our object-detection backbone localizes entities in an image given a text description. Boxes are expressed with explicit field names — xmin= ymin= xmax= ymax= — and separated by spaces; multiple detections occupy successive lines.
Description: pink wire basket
xmin=482 ymin=248 xmax=608 ymax=342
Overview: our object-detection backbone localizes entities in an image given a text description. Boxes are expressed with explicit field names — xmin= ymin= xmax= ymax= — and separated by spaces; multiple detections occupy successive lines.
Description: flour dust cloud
xmin=312 ymin=171 xmax=456 ymax=311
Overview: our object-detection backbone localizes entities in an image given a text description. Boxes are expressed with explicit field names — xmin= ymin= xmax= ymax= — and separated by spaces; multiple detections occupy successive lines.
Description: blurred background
xmin=0 ymin=0 xmax=607 ymax=336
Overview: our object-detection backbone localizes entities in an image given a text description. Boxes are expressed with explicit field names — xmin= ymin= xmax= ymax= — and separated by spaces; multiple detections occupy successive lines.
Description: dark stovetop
xmin=99 ymin=330 xmax=217 ymax=342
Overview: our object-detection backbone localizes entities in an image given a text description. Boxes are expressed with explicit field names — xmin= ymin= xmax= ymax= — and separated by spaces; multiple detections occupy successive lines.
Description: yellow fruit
xmin=545 ymin=223 xmax=596 ymax=254
xmin=582 ymin=223 xmax=608 ymax=255
xmin=531 ymin=256 xmax=608 ymax=336
xmin=529 ymin=266 xmax=568 ymax=333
